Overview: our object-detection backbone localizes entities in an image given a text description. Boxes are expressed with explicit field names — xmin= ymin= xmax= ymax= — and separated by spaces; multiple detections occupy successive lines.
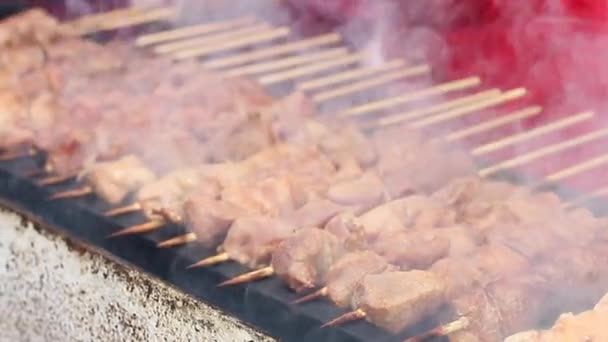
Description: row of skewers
xmin=2 ymin=6 xmax=608 ymax=341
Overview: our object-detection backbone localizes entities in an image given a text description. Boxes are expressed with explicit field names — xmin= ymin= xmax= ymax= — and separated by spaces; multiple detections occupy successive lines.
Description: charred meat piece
xmin=271 ymin=228 xmax=345 ymax=293
xmin=350 ymin=270 xmax=446 ymax=334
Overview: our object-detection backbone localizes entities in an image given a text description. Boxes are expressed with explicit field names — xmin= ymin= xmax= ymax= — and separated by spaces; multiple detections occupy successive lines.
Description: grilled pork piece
xmin=324 ymin=251 xmax=395 ymax=308
xmin=83 ymin=155 xmax=156 ymax=204
xmin=326 ymin=172 xmax=386 ymax=212
xmin=222 ymin=216 xmax=297 ymax=269
xmin=505 ymin=292 xmax=608 ymax=342
xmin=271 ymin=228 xmax=345 ymax=292
xmin=183 ymin=195 xmax=253 ymax=248
xmin=135 ymin=167 xmax=221 ymax=218
xmin=350 ymin=270 xmax=446 ymax=333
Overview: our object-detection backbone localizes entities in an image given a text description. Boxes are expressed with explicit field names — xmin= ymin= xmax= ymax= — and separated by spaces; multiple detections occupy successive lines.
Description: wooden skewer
xmin=339 ymin=76 xmax=482 ymax=118
xmin=217 ymin=266 xmax=275 ymax=287
xmin=471 ymin=111 xmax=595 ymax=157
xmin=135 ymin=16 xmax=256 ymax=47
xmin=203 ymin=33 xmax=342 ymax=69
xmin=563 ymin=186 xmax=608 ymax=209
xmin=258 ymin=52 xmax=365 ymax=86
xmin=224 ymin=47 xmax=349 ymax=77
xmin=173 ymin=27 xmax=291 ymax=60
xmin=157 ymin=232 xmax=197 ymax=248
xmin=403 ymin=317 xmax=471 ymax=342
xmin=479 ymin=126 xmax=608 ymax=177
xmin=542 ymin=152 xmax=608 ymax=185
xmin=312 ymin=64 xmax=430 ymax=104
xmin=60 ymin=6 xmax=148 ymax=31
xmin=298 ymin=59 xmax=405 ymax=91
xmin=371 ymin=89 xmax=502 ymax=128
xmin=68 ymin=7 xmax=177 ymax=36
xmin=320 ymin=308 xmax=367 ymax=329
xmin=48 ymin=186 xmax=93 ymax=200
xmin=445 ymin=105 xmax=542 ymax=142
xmin=291 ymin=287 xmax=328 ymax=305
xmin=38 ymin=173 xmax=77 ymax=186
xmin=154 ymin=23 xmax=272 ymax=55
xmin=104 ymin=202 xmax=142 ymax=217
xmin=187 ymin=252 xmax=230 ymax=268
xmin=107 ymin=220 xmax=167 ymax=238
xmin=409 ymin=88 xmax=528 ymax=129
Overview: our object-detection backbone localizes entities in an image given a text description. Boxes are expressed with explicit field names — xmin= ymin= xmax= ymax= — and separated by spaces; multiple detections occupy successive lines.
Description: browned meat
xmin=351 ymin=270 xmax=446 ymax=334
xmin=223 ymin=216 xmax=296 ymax=269
xmin=183 ymin=195 xmax=253 ymax=248
xmin=271 ymin=228 xmax=344 ymax=292
xmin=83 ymin=155 xmax=156 ymax=204
xmin=325 ymin=251 xmax=395 ymax=308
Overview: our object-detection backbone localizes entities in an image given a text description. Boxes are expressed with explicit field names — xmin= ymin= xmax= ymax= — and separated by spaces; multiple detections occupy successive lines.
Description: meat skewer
xmin=153 ymin=23 xmax=273 ymax=55
xmin=479 ymin=126 xmax=608 ymax=177
xmin=368 ymin=88 xmax=501 ymax=128
xmin=297 ymin=60 xmax=406 ymax=92
xmin=201 ymin=33 xmax=342 ymax=69
xmin=337 ymin=76 xmax=482 ymax=118
xmin=135 ymin=16 xmax=257 ymax=47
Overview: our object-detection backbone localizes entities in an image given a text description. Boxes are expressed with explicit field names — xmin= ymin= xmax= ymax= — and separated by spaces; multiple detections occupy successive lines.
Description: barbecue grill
xmin=2 ymin=4 xmax=608 ymax=342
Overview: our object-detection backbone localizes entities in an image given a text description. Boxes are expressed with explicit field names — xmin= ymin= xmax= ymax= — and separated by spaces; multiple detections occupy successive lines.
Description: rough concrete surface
xmin=0 ymin=208 xmax=276 ymax=342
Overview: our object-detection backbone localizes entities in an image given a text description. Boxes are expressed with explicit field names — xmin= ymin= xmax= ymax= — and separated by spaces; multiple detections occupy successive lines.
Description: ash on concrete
xmin=0 ymin=208 xmax=276 ymax=342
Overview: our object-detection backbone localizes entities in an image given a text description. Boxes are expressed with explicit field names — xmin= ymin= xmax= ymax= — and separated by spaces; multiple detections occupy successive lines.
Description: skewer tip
xmin=217 ymin=266 xmax=274 ymax=287
xmin=106 ymin=220 xmax=166 ymax=239
xmin=187 ymin=252 xmax=229 ymax=268
xmin=103 ymin=202 xmax=142 ymax=217
xmin=291 ymin=287 xmax=328 ymax=305
xmin=157 ymin=232 xmax=198 ymax=248
xmin=320 ymin=308 xmax=367 ymax=329
xmin=48 ymin=186 xmax=93 ymax=200
xmin=403 ymin=316 xmax=471 ymax=342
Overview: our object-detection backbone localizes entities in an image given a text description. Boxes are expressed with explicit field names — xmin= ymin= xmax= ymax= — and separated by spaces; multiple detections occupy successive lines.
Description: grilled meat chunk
xmin=83 ymin=155 xmax=156 ymax=204
xmin=325 ymin=251 xmax=394 ymax=308
xmin=271 ymin=228 xmax=344 ymax=292
xmin=351 ymin=270 xmax=446 ymax=333
xmin=223 ymin=216 xmax=297 ymax=269
xmin=183 ymin=195 xmax=252 ymax=248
